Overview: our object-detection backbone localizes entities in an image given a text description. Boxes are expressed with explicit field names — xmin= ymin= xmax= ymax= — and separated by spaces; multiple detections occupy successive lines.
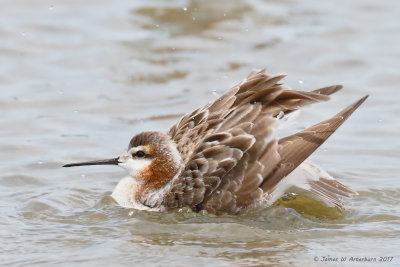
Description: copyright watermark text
xmin=313 ymin=256 xmax=394 ymax=263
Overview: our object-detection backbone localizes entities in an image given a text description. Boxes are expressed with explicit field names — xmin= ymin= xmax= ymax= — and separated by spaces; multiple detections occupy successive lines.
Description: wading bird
xmin=64 ymin=70 xmax=368 ymax=215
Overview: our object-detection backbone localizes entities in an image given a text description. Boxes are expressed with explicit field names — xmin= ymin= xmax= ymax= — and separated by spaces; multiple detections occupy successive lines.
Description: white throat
xmin=118 ymin=158 xmax=152 ymax=177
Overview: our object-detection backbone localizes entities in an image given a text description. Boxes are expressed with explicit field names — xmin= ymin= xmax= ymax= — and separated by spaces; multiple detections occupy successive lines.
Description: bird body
xmin=64 ymin=70 xmax=368 ymax=215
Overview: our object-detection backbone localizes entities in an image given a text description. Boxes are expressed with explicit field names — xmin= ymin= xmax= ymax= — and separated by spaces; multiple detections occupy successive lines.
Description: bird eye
xmin=134 ymin=150 xmax=146 ymax=158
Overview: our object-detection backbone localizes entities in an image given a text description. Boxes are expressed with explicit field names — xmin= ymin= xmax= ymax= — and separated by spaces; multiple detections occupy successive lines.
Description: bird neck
xmin=140 ymin=156 xmax=180 ymax=190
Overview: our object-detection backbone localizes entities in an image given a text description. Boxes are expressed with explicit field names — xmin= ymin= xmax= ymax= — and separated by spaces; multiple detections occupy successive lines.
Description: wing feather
xmin=163 ymin=69 xmax=365 ymax=214
xmin=260 ymin=95 xmax=369 ymax=194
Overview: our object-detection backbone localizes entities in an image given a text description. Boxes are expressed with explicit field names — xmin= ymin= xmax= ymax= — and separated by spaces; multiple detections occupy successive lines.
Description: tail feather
xmin=265 ymin=161 xmax=358 ymax=208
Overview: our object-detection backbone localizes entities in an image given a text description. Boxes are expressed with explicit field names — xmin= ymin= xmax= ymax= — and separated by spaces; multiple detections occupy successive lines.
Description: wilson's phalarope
xmin=64 ymin=70 xmax=368 ymax=214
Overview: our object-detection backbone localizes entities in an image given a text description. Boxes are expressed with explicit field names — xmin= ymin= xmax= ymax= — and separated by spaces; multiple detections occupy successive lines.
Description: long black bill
xmin=63 ymin=157 xmax=120 ymax=167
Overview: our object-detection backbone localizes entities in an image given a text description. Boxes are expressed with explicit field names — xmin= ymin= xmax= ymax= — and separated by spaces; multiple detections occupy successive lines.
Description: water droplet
xmin=171 ymin=47 xmax=176 ymax=51
xmin=277 ymin=111 xmax=284 ymax=120
xmin=192 ymin=17 xmax=196 ymax=21
xmin=49 ymin=5 xmax=54 ymax=11
xmin=323 ymin=148 xmax=328 ymax=152
xmin=73 ymin=110 xmax=79 ymax=113
xmin=183 ymin=7 xmax=187 ymax=11
xmin=244 ymin=28 xmax=249 ymax=32
xmin=217 ymin=36 xmax=223 ymax=40
xmin=378 ymin=119 xmax=383 ymax=123
xmin=223 ymin=13 xmax=227 ymax=17
xmin=21 ymin=32 xmax=26 ymax=38
xmin=80 ymin=174 xmax=86 ymax=178
xmin=58 ymin=90 xmax=64 ymax=95
xmin=298 ymin=80 xmax=304 ymax=84
xmin=223 ymin=74 xmax=229 ymax=79
xmin=155 ymin=24 xmax=159 ymax=28
xmin=128 ymin=210 xmax=134 ymax=216
xmin=212 ymin=90 xmax=219 ymax=96
xmin=38 ymin=161 xmax=43 ymax=165
xmin=216 ymin=190 xmax=221 ymax=194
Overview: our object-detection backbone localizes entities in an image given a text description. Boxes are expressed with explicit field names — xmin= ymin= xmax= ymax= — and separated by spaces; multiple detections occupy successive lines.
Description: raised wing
xmin=260 ymin=95 xmax=369 ymax=194
xmin=164 ymin=70 xmax=351 ymax=213
xmin=167 ymin=70 xmax=340 ymax=163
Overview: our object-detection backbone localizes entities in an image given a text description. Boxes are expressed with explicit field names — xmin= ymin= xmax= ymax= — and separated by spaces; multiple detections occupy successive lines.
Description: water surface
xmin=1 ymin=0 xmax=399 ymax=266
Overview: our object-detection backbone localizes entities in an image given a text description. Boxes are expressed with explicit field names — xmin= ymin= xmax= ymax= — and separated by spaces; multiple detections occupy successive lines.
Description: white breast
xmin=110 ymin=176 xmax=165 ymax=211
